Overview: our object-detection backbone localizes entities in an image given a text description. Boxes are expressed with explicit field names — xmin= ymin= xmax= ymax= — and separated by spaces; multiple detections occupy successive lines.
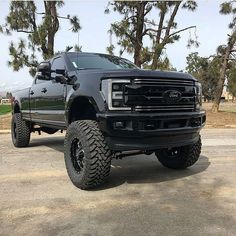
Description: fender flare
xmin=65 ymin=95 xmax=99 ymax=125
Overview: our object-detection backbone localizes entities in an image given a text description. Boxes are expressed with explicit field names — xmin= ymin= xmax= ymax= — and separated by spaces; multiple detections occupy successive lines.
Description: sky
xmin=0 ymin=0 xmax=232 ymax=92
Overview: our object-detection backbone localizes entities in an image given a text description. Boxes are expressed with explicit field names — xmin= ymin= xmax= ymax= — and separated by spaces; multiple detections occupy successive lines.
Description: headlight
xmin=195 ymin=82 xmax=202 ymax=108
xmin=101 ymin=79 xmax=131 ymax=110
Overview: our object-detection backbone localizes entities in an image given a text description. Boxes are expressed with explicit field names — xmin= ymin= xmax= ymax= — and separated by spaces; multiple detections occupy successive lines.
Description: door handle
xmin=41 ymin=88 xmax=47 ymax=93
xmin=30 ymin=90 xmax=34 ymax=95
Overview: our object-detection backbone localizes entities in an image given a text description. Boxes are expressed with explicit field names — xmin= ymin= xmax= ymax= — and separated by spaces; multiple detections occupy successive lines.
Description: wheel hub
xmin=71 ymin=138 xmax=85 ymax=172
xmin=166 ymin=147 xmax=181 ymax=159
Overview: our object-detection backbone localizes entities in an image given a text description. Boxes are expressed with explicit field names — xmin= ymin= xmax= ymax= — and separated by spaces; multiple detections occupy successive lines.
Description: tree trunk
xmin=212 ymin=33 xmax=236 ymax=112
xmin=151 ymin=2 xmax=181 ymax=70
xmin=43 ymin=1 xmax=59 ymax=59
xmin=151 ymin=10 xmax=165 ymax=70
xmin=133 ymin=2 xmax=146 ymax=67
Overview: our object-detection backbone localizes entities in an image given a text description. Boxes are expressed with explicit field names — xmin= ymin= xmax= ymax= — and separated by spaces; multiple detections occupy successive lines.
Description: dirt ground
xmin=1 ymin=103 xmax=236 ymax=130
xmin=203 ymin=102 xmax=236 ymax=127
xmin=0 ymin=113 xmax=11 ymax=130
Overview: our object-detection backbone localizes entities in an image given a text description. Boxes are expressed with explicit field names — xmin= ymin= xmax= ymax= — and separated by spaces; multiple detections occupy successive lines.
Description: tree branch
xmin=167 ymin=26 xmax=196 ymax=39
xmin=156 ymin=10 xmax=165 ymax=44
xmin=144 ymin=4 xmax=152 ymax=16
xmin=164 ymin=2 xmax=181 ymax=39
xmin=112 ymin=24 xmax=136 ymax=42
xmin=143 ymin=27 xmax=168 ymax=36
xmin=203 ymin=54 xmax=236 ymax=61
xmin=17 ymin=30 xmax=33 ymax=33
xmin=145 ymin=19 xmax=159 ymax=27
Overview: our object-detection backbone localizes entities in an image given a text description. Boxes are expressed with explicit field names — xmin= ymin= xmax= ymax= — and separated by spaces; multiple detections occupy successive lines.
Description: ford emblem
xmin=163 ymin=90 xmax=182 ymax=102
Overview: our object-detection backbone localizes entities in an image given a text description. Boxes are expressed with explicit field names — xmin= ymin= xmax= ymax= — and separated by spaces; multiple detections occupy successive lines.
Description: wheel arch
xmin=66 ymin=96 xmax=99 ymax=124
xmin=12 ymin=102 xmax=21 ymax=114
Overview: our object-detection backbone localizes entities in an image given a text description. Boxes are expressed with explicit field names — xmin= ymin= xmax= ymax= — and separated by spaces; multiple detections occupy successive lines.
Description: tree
xmin=0 ymin=1 xmax=81 ymax=76
xmin=186 ymin=52 xmax=219 ymax=101
xmin=227 ymin=61 xmax=236 ymax=101
xmin=105 ymin=1 xmax=198 ymax=68
xmin=6 ymin=92 xmax=12 ymax=99
xmin=144 ymin=55 xmax=176 ymax=71
xmin=211 ymin=1 xmax=236 ymax=112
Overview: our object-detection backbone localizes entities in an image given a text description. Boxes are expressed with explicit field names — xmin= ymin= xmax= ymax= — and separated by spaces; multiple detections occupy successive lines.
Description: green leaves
xmin=1 ymin=1 xmax=80 ymax=77
xmin=106 ymin=1 xmax=198 ymax=69
xmin=228 ymin=61 xmax=236 ymax=97
xmin=220 ymin=2 xmax=233 ymax=14
xmin=186 ymin=52 xmax=219 ymax=101
xmin=220 ymin=1 xmax=236 ymax=29
xmin=182 ymin=1 xmax=198 ymax=11
xmin=8 ymin=39 xmax=38 ymax=76
xmin=70 ymin=16 xmax=81 ymax=33
xmin=6 ymin=1 xmax=36 ymax=32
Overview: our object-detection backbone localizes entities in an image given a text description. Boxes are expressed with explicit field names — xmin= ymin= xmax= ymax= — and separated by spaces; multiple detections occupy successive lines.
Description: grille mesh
xmin=124 ymin=78 xmax=196 ymax=112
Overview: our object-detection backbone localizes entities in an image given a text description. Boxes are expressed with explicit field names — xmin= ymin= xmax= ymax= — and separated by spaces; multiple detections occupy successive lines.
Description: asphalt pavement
xmin=0 ymin=129 xmax=236 ymax=236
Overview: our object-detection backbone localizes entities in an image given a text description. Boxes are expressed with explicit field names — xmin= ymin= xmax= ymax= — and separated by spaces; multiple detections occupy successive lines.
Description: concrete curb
xmin=0 ymin=130 xmax=11 ymax=134
xmin=205 ymin=125 xmax=236 ymax=128
xmin=225 ymin=125 xmax=236 ymax=128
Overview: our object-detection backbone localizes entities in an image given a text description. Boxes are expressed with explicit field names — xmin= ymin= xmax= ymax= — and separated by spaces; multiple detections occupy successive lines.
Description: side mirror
xmin=35 ymin=72 xmax=47 ymax=81
xmin=55 ymin=69 xmax=66 ymax=75
xmin=38 ymin=62 xmax=51 ymax=77
xmin=55 ymin=75 xmax=67 ymax=84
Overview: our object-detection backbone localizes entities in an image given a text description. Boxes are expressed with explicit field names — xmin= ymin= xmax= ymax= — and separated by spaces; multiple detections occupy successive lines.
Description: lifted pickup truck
xmin=11 ymin=52 xmax=206 ymax=190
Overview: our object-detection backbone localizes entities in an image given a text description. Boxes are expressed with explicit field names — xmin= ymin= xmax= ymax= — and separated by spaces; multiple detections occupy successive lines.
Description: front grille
xmin=123 ymin=78 xmax=196 ymax=112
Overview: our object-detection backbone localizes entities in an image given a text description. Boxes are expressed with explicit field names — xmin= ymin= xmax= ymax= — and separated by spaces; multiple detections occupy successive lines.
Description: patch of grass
xmin=220 ymin=103 xmax=236 ymax=112
xmin=0 ymin=104 xmax=12 ymax=115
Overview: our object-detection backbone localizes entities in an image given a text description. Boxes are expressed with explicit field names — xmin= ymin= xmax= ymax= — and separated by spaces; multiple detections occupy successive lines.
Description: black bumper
xmin=97 ymin=110 xmax=206 ymax=151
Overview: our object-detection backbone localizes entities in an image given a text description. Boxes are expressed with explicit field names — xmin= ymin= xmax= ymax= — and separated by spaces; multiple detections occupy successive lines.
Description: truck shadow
xmin=96 ymin=155 xmax=210 ymax=190
xmin=30 ymin=136 xmax=210 ymax=190
xmin=30 ymin=135 xmax=65 ymax=152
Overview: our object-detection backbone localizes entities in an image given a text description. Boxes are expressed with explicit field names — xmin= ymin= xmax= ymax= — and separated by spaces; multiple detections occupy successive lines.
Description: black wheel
xmin=155 ymin=137 xmax=201 ymax=169
xmin=11 ymin=113 xmax=31 ymax=147
xmin=64 ymin=120 xmax=112 ymax=190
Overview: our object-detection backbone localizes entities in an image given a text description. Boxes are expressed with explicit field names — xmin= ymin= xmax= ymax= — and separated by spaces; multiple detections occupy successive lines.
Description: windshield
xmin=68 ymin=53 xmax=139 ymax=70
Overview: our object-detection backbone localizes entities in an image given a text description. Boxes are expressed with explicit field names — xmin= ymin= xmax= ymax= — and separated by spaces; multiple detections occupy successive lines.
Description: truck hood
xmin=77 ymin=68 xmax=196 ymax=81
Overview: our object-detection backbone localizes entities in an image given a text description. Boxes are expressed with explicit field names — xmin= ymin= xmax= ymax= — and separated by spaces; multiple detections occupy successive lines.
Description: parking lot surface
xmin=0 ymin=129 xmax=236 ymax=236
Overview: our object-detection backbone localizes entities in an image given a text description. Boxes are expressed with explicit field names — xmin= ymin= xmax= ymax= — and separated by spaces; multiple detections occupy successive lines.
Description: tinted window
xmin=68 ymin=54 xmax=138 ymax=70
xmin=35 ymin=76 xmax=46 ymax=84
xmin=51 ymin=57 xmax=65 ymax=78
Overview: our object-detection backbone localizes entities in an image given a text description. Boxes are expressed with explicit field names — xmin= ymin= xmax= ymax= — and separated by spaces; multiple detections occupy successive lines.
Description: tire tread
xmin=64 ymin=120 xmax=112 ymax=189
xmin=155 ymin=137 xmax=201 ymax=169
xmin=11 ymin=113 xmax=31 ymax=147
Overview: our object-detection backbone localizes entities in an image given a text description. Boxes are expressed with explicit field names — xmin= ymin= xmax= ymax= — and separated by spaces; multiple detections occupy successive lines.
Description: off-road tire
xmin=64 ymin=120 xmax=112 ymax=190
xmin=155 ymin=137 xmax=201 ymax=169
xmin=11 ymin=113 xmax=31 ymax=147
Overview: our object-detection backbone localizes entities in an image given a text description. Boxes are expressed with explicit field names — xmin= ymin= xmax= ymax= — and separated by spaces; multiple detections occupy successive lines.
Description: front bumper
xmin=97 ymin=110 xmax=206 ymax=151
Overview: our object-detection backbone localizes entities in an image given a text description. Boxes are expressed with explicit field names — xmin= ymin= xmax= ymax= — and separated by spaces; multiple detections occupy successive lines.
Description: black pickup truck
xmin=11 ymin=52 xmax=206 ymax=189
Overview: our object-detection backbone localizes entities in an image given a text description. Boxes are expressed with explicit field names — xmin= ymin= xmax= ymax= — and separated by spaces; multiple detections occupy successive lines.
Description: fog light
xmin=190 ymin=118 xmax=201 ymax=127
xmin=113 ymin=121 xmax=125 ymax=129
xmin=113 ymin=101 xmax=123 ymax=107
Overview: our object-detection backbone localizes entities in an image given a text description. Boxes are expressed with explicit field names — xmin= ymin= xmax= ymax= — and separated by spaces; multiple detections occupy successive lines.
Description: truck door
xmin=33 ymin=56 xmax=66 ymax=127
xmin=29 ymin=77 xmax=46 ymax=121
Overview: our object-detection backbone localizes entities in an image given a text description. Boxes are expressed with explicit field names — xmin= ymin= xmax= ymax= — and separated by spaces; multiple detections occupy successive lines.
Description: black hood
xmin=77 ymin=68 xmax=196 ymax=81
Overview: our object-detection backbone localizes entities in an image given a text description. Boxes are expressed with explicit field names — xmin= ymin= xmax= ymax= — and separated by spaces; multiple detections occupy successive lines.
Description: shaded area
xmin=29 ymin=134 xmax=210 ymax=190
xmin=102 ymin=155 xmax=210 ymax=189
xmin=29 ymin=135 xmax=65 ymax=153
